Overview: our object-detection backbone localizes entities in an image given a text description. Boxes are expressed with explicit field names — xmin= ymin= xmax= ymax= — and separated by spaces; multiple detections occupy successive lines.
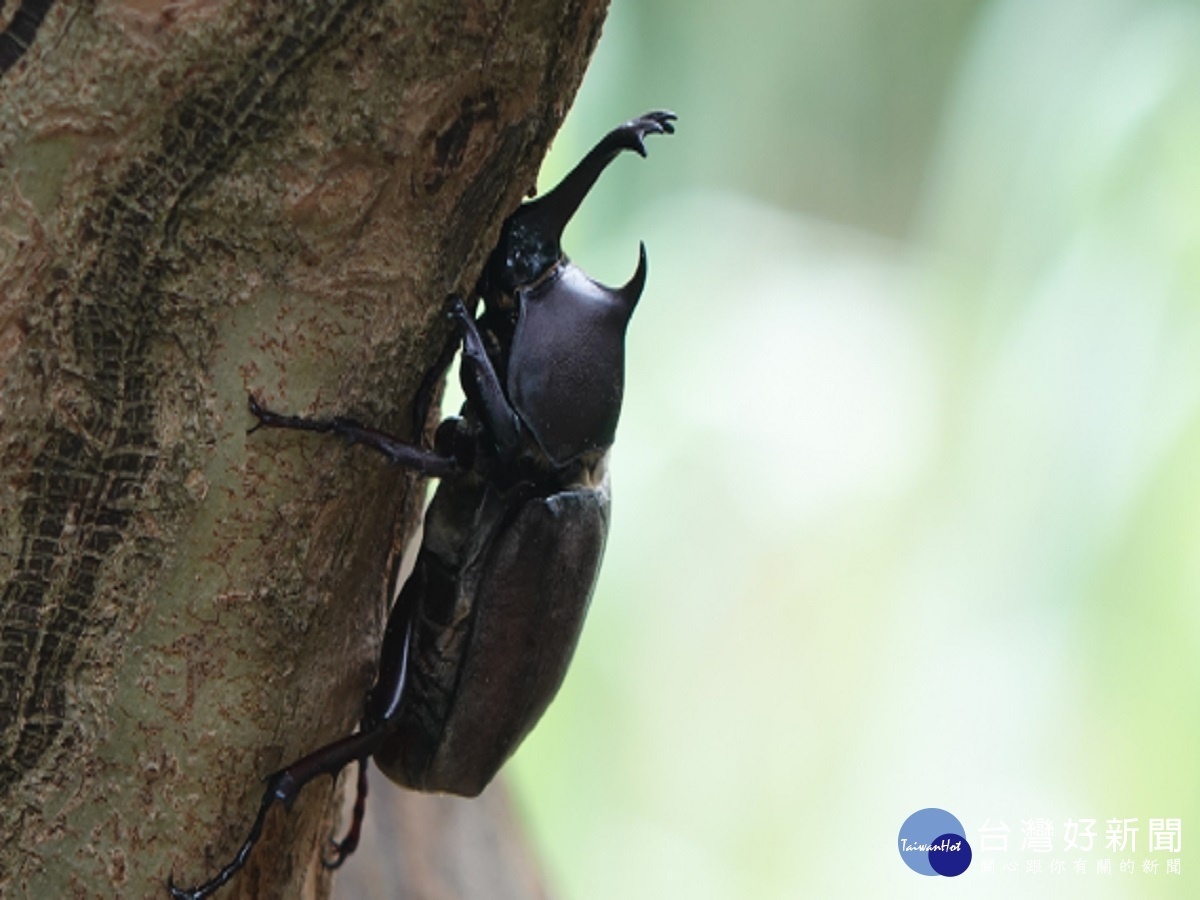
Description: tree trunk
xmin=0 ymin=1 xmax=607 ymax=897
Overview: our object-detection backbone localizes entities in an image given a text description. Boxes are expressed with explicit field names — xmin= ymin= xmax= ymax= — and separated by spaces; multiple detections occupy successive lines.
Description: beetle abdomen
xmin=376 ymin=476 xmax=610 ymax=796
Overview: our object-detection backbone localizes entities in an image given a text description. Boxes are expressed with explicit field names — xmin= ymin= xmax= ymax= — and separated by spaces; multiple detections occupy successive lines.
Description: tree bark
xmin=0 ymin=1 xmax=607 ymax=897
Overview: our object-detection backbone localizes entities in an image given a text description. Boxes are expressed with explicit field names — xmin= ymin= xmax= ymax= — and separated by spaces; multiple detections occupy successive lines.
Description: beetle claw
xmin=323 ymin=758 xmax=368 ymax=870
xmin=322 ymin=838 xmax=352 ymax=870
xmin=246 ymin=394 xmax=268 ymax=434
xmin=621 ymin=110 xmax=677 ymax=155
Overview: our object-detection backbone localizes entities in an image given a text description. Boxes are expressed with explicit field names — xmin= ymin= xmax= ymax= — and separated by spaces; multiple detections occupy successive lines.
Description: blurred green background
xmin=501 ymin=1 xmax=1200 ymax=897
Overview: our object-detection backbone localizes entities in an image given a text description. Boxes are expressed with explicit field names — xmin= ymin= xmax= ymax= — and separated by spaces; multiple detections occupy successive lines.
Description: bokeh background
xmin=495 ymin=1 xmax=1200 ymax=897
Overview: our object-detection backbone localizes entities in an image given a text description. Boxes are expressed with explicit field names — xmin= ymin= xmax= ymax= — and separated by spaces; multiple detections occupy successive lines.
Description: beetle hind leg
xmin=323 ymin=759 xmax=369 ymax=869
xmin=168 ymin=730 xmax=387 ymax=899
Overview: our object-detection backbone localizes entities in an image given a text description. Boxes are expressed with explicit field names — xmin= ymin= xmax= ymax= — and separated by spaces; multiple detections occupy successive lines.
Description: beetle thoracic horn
xmin=608 ymin=241 xmax=647 ymax=315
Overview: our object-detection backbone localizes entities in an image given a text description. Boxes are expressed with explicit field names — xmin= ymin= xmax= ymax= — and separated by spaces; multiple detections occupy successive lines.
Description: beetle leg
xmin=410 ymin=321 xmax=462 ymax=442
xmin=448 ymin=298 xmax=523 ymax=457
xmin=248 ymin=395 xmax=460 ymax=477
xmin=324 ymin=759 xmax=369 ymax=869
xmin=168 ymin=730 xmax=388 ymax=900
xmin=170 ymin=596 xmax=416 ymax=897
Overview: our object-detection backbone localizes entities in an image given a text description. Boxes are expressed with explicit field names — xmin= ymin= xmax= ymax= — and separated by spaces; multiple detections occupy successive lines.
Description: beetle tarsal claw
xmin=623 ymin=110 xmax=677 ymax=153
xmin=322 ymin=840 xmax=348 ymax=870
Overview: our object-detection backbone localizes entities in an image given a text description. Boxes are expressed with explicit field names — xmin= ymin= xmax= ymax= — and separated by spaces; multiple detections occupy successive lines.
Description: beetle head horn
xmin=524 ymin=111 xmax=674 ymax=244
xmin=521 ymin=149 xmax=610 ymax=248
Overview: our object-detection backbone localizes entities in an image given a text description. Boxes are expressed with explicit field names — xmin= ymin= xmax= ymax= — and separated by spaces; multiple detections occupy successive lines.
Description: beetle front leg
xmin=410 ymin=321 xmax=463 ymax=442
xmin=448 ymin=298 xmax=523 ymax=457
xmin=248 ymin=395 xmax=460 ymax=477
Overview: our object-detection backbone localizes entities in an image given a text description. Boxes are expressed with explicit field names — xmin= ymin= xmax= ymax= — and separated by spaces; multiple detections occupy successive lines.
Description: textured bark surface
xmin=0 ymin=1 xmax=606 ymax=896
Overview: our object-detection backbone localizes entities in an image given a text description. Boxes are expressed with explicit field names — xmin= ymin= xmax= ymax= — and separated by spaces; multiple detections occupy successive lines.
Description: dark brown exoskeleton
xmin=169 ymin=111 xmax=675 ymax=899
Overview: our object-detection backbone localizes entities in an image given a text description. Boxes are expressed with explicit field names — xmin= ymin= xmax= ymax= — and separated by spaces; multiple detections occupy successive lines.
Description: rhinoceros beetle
xmin=169 ymin=110 xmax=675 ymax=899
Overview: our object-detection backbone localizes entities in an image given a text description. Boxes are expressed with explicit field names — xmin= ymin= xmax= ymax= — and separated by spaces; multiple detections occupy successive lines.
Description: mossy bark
xmin=0 ymin=1 xmax=607 ymax=896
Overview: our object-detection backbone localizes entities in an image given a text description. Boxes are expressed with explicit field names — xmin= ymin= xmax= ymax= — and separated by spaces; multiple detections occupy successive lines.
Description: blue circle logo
xmin=898 ymin=808 xmax=972 ymax=877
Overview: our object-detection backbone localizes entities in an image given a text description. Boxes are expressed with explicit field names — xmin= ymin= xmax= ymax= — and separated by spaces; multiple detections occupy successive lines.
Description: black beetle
xmin=169 ymin=110 xmax=675 ymax=899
